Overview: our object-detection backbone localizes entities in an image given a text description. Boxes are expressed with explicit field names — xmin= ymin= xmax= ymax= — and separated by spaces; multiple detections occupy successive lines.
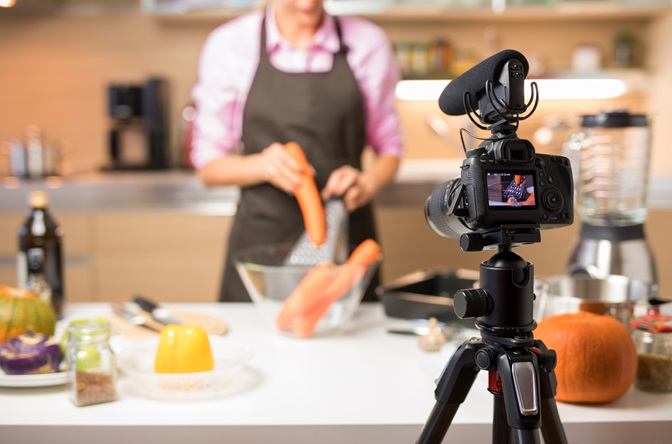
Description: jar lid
xmin=631 ymin=313 xmax=672 ymax=333
xmin=581 ymin=110 xmax=648 ymax=128
xmin=66 ymin=318 xmax=111 ymax=344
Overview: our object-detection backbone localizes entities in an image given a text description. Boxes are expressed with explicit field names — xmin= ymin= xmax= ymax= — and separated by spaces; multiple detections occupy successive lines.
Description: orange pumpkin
xmin=535 ymin=311 xmax=637 ymax=404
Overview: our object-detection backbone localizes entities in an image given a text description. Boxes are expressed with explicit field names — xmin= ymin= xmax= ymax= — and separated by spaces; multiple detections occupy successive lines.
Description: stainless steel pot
xmin=536 ymin=275 xmax=661 ymax=326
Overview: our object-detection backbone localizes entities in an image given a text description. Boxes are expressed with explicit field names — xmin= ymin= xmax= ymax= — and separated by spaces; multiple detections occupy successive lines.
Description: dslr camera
xmin=425 ymin=50 xmax=573 ymax=250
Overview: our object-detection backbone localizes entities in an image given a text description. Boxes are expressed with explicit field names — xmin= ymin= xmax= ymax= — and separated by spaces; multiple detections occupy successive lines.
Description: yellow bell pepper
xmin=154 ymin=325 xmax=214 ymax=374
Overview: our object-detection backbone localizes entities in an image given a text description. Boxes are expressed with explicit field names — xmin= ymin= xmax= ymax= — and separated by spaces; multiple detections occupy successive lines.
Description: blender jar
xmin=564 ymin=110 xmax=651 ymax=226
xmin=563 ymin=110 xmax=658 ymax=285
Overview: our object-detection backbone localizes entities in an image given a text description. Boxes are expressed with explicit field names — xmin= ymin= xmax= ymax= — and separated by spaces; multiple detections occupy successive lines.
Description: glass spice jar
xmin=66 ymin=318 xmax=118 ymax=406
xmin=632 ymin=314 xmax=672 ymax=393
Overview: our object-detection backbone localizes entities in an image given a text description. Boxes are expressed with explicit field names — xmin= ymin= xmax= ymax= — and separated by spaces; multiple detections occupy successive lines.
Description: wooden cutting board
xmin=108 ymin=308 xmax=229 ymax=341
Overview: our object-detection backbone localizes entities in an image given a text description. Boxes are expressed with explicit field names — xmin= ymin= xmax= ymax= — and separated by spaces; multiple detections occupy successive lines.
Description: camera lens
xmin=425 ymin=179 xmax=472 ymax=239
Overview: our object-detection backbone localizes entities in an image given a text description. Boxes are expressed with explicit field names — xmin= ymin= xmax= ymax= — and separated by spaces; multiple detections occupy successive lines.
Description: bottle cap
xmin=29 ymin=191 xmax=48 ymax=208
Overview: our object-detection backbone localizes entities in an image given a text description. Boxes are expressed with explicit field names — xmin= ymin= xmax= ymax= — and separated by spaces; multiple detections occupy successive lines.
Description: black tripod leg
xmin=492 ymin=395 xmax=514 ymax=444
xmin=534 ymin=340 xmax=568 ymax=444
xmin=416 ymin=339 xmax=483 ymax=444
xmin=540 ymin=398 xmax=567 ymax=444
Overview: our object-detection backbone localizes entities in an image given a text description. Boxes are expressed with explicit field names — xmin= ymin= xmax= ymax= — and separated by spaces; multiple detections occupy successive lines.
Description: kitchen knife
xmin=132 ymin=295 xmax=183 ymax=325
xmin=111 ymin=302 xmax=162 ymax=332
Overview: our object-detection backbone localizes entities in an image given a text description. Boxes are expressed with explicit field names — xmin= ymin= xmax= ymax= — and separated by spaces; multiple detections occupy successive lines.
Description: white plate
xmin=117 ymin=336 xmax=254 ymax=401
xmin=0 ymin=370 xmax=67 ymax=388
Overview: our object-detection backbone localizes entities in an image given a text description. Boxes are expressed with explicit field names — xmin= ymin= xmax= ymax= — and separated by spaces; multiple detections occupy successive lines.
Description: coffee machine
xmin=105 ymin=77 xmax=170 ymax=170
xmin=564 ymin=110 xmax=658 ymax=287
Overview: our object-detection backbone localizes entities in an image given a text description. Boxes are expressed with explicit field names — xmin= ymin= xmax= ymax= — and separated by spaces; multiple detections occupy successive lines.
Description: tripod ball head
xmin=453 ymin=247 xmax=536 ymax=335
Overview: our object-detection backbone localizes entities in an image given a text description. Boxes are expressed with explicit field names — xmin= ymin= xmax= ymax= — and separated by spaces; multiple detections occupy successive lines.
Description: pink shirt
xmin=190 ymin=6 xmax=404 ymax=169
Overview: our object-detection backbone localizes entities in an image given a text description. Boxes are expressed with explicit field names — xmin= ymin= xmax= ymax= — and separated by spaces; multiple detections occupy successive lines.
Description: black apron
xmin=220 ymin=15 xmax=379 ymax=302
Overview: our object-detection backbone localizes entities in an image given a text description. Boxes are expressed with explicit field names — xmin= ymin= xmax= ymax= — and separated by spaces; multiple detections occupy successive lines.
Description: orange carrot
xmin=284 ymin=142 xmax=326 ymax=247
xmin=344 ymin=239 xmax=381 ymax=266
xmin=275 ymin=240 xmax=382 ymax=337
xmin=293 ymin=240 xmax=382 ymax=337
xmin=293 ymin=264 xmax=368 ymax=337
xmin=275 ymin=262 xmax=333 ymax=331
xmin=294 ymin=298 xmax=334 ymax=338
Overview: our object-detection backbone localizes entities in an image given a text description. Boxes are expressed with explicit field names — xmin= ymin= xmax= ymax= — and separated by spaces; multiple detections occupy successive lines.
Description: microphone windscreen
xmin=438 ymin=49 xmax=529 ymax=116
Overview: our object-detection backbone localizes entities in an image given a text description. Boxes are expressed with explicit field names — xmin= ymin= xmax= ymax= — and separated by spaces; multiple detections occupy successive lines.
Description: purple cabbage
xmin=0 ymin=331 xmax=63 ymax=375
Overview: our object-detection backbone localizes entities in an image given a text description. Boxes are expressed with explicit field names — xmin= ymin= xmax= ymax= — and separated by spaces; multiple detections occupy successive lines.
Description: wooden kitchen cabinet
xmin=0 ymin=210 xmax=232 ymax=304
xmin=92 ymin=212 xmax=232 ymax=303
xmin=2 ymin=205 xmax=670 ymax=303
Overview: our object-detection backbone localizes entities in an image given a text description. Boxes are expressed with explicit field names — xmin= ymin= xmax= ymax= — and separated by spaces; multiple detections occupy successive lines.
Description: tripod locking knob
xmin=475 ymin=348 xmax=497 ymax=370
xmin=454 ymin=288 xmax=492 ymax=319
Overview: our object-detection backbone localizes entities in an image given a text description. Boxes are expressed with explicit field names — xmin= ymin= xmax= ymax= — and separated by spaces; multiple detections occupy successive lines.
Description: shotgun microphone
xmin=438 ymin=49 xmax=530 ymax=118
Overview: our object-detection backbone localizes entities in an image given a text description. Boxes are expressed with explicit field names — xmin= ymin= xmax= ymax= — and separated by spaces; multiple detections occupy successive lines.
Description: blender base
xmin=567 ymin=223 xmax=658 ymax=286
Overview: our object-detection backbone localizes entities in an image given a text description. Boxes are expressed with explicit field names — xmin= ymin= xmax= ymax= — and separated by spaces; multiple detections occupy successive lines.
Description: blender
xmin=564 ymin=110 xmax=658 ymax=287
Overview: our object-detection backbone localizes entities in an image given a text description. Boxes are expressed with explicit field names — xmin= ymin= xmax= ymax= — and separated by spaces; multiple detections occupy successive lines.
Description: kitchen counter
xmin=1 ymin=303 xmax=671 ymax=444
xmin=3 ymin=160 xmax=672 ymax=214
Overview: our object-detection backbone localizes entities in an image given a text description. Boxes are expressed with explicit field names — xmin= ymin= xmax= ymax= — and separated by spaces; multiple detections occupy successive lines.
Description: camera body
xmin=427 ymin=49 xmax=574 ymax=249
xmin=459 ymin=138 xmax=573 ymax=229
xmin=426 ymin=134 xmax=573 ymax=242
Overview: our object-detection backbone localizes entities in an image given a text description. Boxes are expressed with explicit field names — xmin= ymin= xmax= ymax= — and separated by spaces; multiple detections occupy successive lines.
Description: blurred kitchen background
xmin=2 ymin=0 xmax=672 ymax=304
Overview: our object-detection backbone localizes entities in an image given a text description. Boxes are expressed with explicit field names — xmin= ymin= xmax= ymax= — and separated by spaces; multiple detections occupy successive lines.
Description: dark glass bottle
xmin=17 ymin=191 xmax=65 ymax=318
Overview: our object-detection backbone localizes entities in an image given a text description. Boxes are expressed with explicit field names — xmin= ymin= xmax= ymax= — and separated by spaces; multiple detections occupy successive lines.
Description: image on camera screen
xmin=486 ymin=172 xmax=537 ymax=209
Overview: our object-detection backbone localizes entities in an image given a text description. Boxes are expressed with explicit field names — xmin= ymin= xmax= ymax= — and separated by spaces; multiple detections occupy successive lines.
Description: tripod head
xmin=453 ymin=240 xmax=537 ymax=346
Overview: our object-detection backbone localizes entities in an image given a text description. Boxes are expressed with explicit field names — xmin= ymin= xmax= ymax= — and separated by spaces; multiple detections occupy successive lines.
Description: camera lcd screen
xmin=486 ymin=172 xmax=537 ymax=209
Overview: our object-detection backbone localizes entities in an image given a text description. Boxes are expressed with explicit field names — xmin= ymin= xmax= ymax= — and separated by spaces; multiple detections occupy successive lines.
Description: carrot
xmin=284 ymin=142 xmax=326 ymax=247
xmin=275 ymin=262 xmax=333 ymax=331
xmin=294 ymin=298 xmax=334 ymax=338
xmin=293 ymin=264 xmax=368 ymax=338
xmin=275 ymin=240 xmax=382 ymax=336
xmin=343 ymin=239 xmax=381 ymax=266
xmin=293 ymin=240 xmax=382 ymax=337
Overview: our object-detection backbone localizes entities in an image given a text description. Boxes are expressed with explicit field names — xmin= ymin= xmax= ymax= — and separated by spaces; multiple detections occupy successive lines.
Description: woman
xmin=191 ymin=0 xmax=404 ymax=302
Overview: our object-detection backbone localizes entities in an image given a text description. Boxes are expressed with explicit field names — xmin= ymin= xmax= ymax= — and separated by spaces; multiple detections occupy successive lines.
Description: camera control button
xmin=538 ymin=171 xmax=545 ymax=178
xmin=539 ymin=180 xmax=546 ymax=187
xmin=535 ymin=157 xmax=545 ymax=168
xmin=547 ymin=175 xmax=554 ymax=184
xmin=542 ymin=189 xmax=563 ymax=211
xmin=542 ymin=213 xmax=549 ymax=221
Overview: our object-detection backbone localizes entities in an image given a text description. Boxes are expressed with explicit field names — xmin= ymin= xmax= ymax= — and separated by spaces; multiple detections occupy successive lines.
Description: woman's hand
xmin=322 ymin=165 xmax=375 ymax=212
xmin=259 ymin=142 xmax=310 ymax=193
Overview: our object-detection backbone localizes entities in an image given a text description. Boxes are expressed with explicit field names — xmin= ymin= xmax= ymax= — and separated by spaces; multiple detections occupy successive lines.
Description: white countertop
xmin=1 ymin=303 xmax=671 ymax=444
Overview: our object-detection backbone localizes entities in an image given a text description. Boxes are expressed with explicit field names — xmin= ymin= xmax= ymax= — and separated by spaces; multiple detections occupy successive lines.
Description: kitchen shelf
xmin=351 ymin=2 xmax=672 ymax=23
xmin=146 ymin=0 xmax=672 ymax=24
xmin=404 ymin=68 xmax=649 ymax=79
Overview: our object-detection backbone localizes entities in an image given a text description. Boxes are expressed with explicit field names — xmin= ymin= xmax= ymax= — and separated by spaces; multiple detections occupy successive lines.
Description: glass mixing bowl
xmin=235 ymin=244 xmax=380 ymax=338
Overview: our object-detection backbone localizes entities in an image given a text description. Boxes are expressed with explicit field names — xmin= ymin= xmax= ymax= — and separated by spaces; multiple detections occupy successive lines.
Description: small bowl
xmin=117 ymin=337 xmax=253 ymax=401
xmin=235 ymin=243 xmax=380 ymax=338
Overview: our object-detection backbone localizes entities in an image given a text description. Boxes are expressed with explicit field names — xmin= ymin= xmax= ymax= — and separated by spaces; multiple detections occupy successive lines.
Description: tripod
xmin=417 ymin=238 xmax=568 ymax=444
